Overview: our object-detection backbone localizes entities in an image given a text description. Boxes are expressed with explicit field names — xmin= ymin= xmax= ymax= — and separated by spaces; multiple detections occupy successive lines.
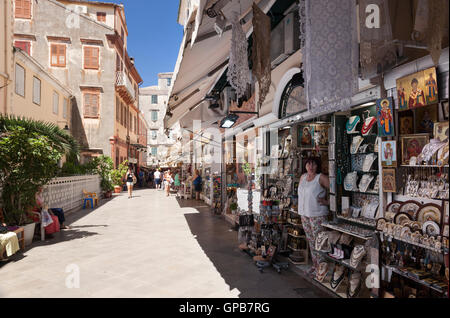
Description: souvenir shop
xmin=235 ymin=56 xmax=449 ymax=298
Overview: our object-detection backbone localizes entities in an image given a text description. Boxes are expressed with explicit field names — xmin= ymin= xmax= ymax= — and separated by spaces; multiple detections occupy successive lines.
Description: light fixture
xmin=64 ymin=125 xmax=70 ymax=131
xmin=220 ymin=113 xmax=239 ymax=128
xmin=214 ymin=13 xmax=227 ymax=37
xmin=360 ymin=102 xmax=376 ymax=107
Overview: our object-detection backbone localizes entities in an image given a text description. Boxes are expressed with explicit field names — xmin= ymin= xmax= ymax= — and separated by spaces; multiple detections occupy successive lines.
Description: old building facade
xmin=12 ymin=0 xmax=146 ymax=168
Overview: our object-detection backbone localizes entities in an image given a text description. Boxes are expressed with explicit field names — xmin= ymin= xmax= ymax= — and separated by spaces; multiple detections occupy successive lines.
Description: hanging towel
xmin=0 ymin=232 xmax=20 ymax=257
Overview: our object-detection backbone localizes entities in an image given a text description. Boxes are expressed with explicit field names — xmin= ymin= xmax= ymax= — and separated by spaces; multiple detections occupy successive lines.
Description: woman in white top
xmin=297 ymin=157 xmax=330 ymax=277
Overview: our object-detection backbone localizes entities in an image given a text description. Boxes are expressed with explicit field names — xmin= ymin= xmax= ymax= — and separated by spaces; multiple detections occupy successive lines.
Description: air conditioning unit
xmin=270 ymin=11 xmax=300 ymax=68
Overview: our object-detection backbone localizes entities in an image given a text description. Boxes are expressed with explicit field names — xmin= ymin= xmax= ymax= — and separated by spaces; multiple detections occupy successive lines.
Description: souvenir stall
xmin=313 ymin=102 xmax=380 ymax=298
xmin=375 ymin=65 xmax=449 ymax=298
xmin=223 ymin=138 xmax=240 ymax=225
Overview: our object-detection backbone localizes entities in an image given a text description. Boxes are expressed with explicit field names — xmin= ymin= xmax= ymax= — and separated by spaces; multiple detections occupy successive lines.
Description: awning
xmin=179 ymin=100 xmax=228 ymax=130
xmin=166 ymin=0 xmax=275 ymax=129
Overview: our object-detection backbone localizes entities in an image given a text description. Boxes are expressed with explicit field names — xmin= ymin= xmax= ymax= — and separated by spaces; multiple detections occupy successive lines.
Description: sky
xmin=100 ymin=0 xmax=184 ymax=87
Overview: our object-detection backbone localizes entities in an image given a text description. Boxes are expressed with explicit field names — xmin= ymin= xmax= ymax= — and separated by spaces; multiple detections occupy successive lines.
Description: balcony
xmin=115 ymin=71 xmax=136 ymax=104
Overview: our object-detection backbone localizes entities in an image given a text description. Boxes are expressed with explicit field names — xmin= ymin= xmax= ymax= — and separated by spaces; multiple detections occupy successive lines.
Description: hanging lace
xmin=427 ymin=0 xmax=445 ymax=65
xmin=252 ymin=3 xmax=271 ymax=109
xmin=227 ymin=11 xmax=250 ymax=98
xmin=300 ymin=0 xmax=359 ymax=114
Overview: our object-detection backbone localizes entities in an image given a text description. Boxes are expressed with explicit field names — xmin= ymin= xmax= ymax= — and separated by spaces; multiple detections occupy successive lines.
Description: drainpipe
xmin=3 ymin=0 xmax=9 ymax=114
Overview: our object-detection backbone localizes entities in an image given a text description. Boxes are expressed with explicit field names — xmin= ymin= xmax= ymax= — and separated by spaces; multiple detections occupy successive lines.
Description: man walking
xmin=154 ymin=169 xmax=162 ymax=190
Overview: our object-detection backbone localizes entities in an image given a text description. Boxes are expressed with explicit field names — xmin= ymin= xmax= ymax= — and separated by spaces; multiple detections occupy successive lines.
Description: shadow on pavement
xmin=176 ymin=198 xmax=328 ymax=298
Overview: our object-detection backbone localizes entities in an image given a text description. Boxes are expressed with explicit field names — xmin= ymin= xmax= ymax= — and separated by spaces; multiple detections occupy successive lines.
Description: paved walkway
xmin=0 ymin=189 xmax=326 ymax=298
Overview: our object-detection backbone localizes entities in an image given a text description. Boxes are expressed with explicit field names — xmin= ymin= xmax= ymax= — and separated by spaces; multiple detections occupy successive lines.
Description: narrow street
xmin=0 ymin=190 xmax=326 ymax=298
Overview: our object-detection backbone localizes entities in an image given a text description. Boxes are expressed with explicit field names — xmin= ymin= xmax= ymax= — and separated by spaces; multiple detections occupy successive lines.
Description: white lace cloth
xmin=227 ymin=11 xmax=250 ymax=98
xmin=299 ymin=0 xmax=358 ymax=114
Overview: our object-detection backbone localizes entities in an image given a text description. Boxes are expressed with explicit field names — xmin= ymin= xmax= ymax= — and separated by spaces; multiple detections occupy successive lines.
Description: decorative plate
xmin=417 ymin=204 xmax=442 ymax=225
xmin=409 ymin=221 xmax=422 ymax=232
xmin=400 ymin=226 xmax=411 ymax=239
xmin=385 ymin=212 xmax=396 ymax=221
xmin=399 ymin=201 xmax=422 ymax=220
xmin=422 ymin=221 xmax=440 ymax=237
xmin=394 ymin=212 xmax=412 ymax=225
xmin=387 ymin=202 xmax=402 ymax=213
xmin=376 ymin=218 xmax=387 ymax=232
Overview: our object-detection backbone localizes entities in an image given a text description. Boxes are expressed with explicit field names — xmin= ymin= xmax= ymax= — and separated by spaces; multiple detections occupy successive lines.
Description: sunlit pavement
xmin=0 ymin=189 xmax=326 ymax=298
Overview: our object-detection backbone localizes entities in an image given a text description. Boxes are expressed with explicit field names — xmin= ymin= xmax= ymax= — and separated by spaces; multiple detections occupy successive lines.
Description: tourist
xmin=154 ymin=169 xmax=162 ymax=190
xmin=165 ymin=170 xmax=173 ymax=197
xmin=193 ymin=169 xmax=202 ymax=200
xmin=174 ymin=170 xmax=181 ymax=197
xmin=297 ymin=157 xmax=330 ymax=277
xmin=126 ymin=166 xmax=136 ymax=199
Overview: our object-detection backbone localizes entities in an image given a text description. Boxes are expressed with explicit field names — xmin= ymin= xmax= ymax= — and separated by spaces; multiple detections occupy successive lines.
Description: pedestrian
xmin=165 ymin=170 xmax=173 ymax=197
xmin=148 ymin=170 xmax=154 ymax=188
xmin=174 ymin=170 xmax=181 ymax=197
xmin=192 ymin=169 xmax=202 ymax=200
xmin=297 ymin=157 xmax=330 ymax=278
xmin=138 ymin=170 xmax=144 ymax=188
xmin=126 ymin=165 xmax=136 ymax=198
xmin=154 ymin=169 xmax=161 ymax=190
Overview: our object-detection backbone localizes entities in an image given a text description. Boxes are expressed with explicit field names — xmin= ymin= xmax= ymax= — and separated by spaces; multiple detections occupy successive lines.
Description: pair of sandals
xmin=329 ymin=247 xmax=345 ymax=260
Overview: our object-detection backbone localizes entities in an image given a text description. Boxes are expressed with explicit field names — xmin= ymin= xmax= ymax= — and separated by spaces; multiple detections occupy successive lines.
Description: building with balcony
xmin=12 ymin=0 xmax=144 ymax=168
xmin=139 ymin=72 xmax=175 ymax=167
xmin=0 ymin=0 xmax=13 ymax=115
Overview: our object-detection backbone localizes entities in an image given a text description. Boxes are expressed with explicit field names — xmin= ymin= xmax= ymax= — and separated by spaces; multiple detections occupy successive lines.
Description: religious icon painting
xmin=434 ymin=122 xmax=449 ymax=143
xmin=298 ymin=125 xmax=314 ymax=147
xmin=416 ymin=104 xmax=438 ymax=134
xmin=376 ymin=97 xmax=395 ymax=137
xmin=396 ymin=67 xmax=439 ymax=110
xmin=442 ymin=101 xmax=449 ymax=120
xmin=381 ymin=140 xmax=397 ymax=167
xmin=399 ymin=110 xmax=414 ymax=135
xmin=400 ymin=134 xmax=429 ymax=165
xmin=382 ymin=168 xmax=396 ymax=193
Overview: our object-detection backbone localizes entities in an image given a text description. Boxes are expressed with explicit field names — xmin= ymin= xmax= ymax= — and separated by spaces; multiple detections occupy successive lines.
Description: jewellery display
xmin=436 ymin=143 xmax=449 ymax=167
xmin=316 ymin=262 xmax=329 ymax=282
xmin=347 ymin=272 xmax=362 ymax=298
xmin=349 ymin=245 xmax=366 ymax=268
xmin=362 ymin=154 xmax=377 ymax=172
xmin=361 ymin=117 xmax=377 ymax=136
xmin=417 ymin=139 xmax=446 ymax=165
xmin=330 ymin=264 xmax=346 ymax=290
xmin=403 ymin=170 xmax=449 ymax=200
xmin=344 ymin=172 xmax=358 ymax=191
xmin=315 ymin=231 xmax=331 ymax=252
xmin=350 ymin=136 xmax=364 ymax=154
xmin=346 ymin=116 xmax=361 ymax=134
xmin=358 ymin=174 xmax=374 ymax=193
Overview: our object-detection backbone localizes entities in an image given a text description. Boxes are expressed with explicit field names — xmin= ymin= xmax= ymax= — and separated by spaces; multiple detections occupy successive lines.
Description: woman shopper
xmin=164 ymin=170 xmax=173 ymax=197
xmin=297 ymin=157 xmax=330 ymax=277
xmin=193 ymin=169 xmax=202 ymax=200
xmin=174 ymin=170 xmax=181 ymax=197
xmin=126 ymin=166 xmax=136 ymax=199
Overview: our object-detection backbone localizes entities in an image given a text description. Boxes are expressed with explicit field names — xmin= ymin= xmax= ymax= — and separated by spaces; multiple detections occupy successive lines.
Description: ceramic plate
xmin=399 ymin=201 xmax=421 ymax=219
xmin=400 ymin=226 xmax=411 ymax=239
xmin=387 ymin=202 xmax=402 ymax=213
xmin=422 ymin=221 xmax=440 ymax=237
xmin=417 ymin=204 xmax=442 ymax=225
xmin=394 ymin=212 xmax=412 ymax=225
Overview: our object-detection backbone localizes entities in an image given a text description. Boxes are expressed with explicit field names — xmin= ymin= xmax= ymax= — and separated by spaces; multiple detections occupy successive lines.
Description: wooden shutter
xmin=51 ymin=44 xmax=66 ymax=67
xmin=14 ymin=41 xmax=31 ymax=55
xmin=84 ymin=47 xmax=99 ymax=69
xmin=32 ymin=76 xmax=41 ymax=105
xmin=53 ymin=92 xmax=59 ymax=114
xmin=15 ymin=0 xmax=31 ymax=19
xmin=15 ymin=63 xmax=25 ymax=97
xmin=84 ymin=93 xmax=99 ymax=118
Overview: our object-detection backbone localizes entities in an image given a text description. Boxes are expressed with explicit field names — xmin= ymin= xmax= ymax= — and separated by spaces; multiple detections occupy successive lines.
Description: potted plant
xmin=230 ymin=202 xmax=238 ymax=215
xmin=0 ymin=116 xmax=78 ymax=245
xmin=111 ymin=160 xmax=128 ymax=194
xmin=91 ymin=155 xmax=114 ymax=198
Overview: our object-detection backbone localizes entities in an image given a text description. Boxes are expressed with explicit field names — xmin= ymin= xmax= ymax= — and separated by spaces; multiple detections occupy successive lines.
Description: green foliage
xmin=230 ymin=202 xmax=238 ymax=210
xmin=111 ymin=160 xmax=129 ymax=187
xmin=91 ymin=155 xmax=114 ymax=192
xmin=0 ymin=115 xmax=79 ymax=225
xmin=242 ymin=161 xmax=252 ymax=177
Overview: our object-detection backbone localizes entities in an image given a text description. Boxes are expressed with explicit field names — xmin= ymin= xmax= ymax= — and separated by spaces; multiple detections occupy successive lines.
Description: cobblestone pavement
xmin=0 ymin=189 xmax=327 ymax=298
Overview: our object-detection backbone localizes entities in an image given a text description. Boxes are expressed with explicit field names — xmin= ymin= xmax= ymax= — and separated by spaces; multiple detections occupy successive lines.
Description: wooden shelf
xmin=322 ymin=223 xmax=373 ymax=240
xmin=348 ymin=190 xmax=379 ymax=195
xmin=288 ymin=233 xmax=306 ymax=239
xmin=287 ymin=221 xmax=303 ymax=227
xmin=288 ymin=245 xmax=307 ymax=252
xmin=379 ymin=233 xmax=444 ymax=253
xmin=386 ymin=266 xmax=447 ymax=295
xmin=400 ymin=165 xmax=449 ymax=168
xmin=317 ymin=251 xmax=361 ymax=272
xmin=288 ymin=256 xmax=308 ymax=265
xmin=313 ymin=277 xmax=347 ymax=298
xmin=336 ymin=215 xmax=376 ymax=228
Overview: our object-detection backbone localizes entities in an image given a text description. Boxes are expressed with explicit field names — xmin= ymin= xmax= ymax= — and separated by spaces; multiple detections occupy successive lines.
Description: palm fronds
xmin=0 ymin=114 xmax=79 ymax=155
